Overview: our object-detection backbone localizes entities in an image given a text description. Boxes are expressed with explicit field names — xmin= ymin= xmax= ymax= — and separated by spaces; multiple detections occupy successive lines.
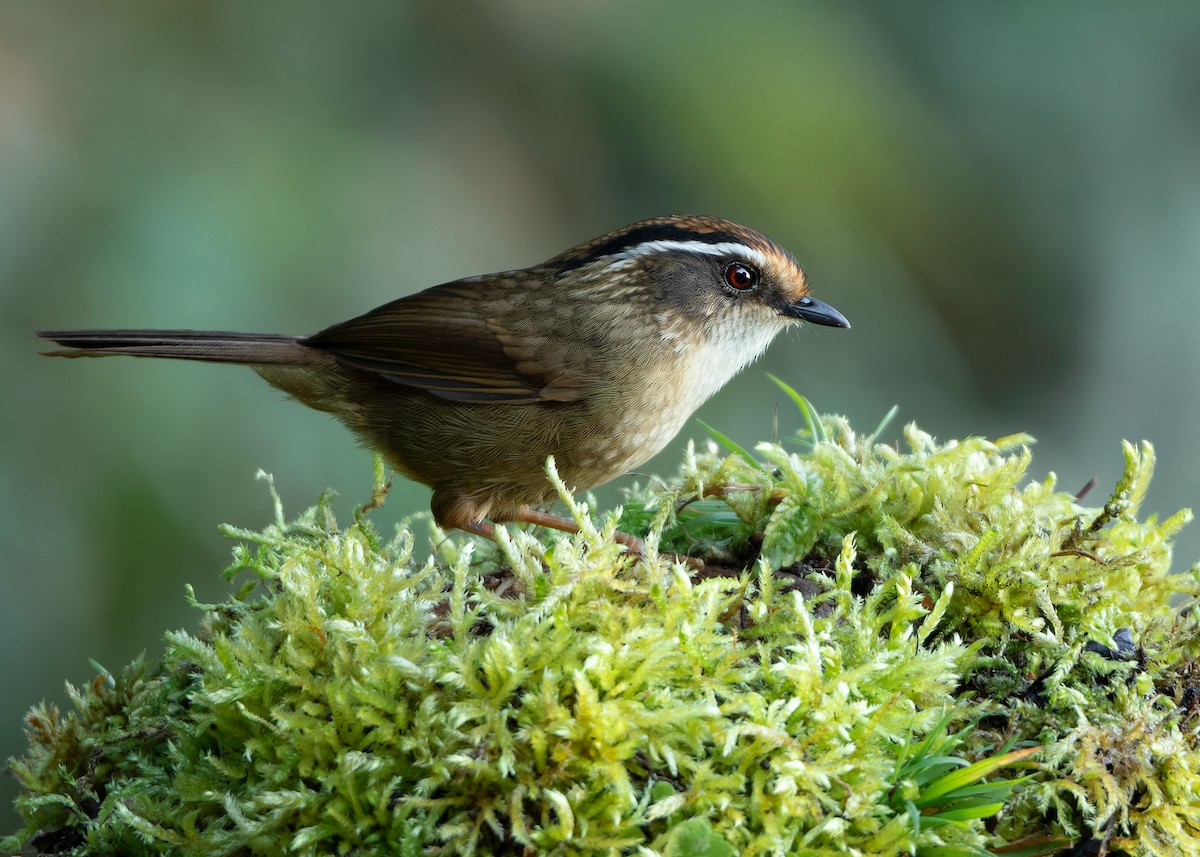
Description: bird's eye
xmin=724 ymin=261 xmax=759 ymax=291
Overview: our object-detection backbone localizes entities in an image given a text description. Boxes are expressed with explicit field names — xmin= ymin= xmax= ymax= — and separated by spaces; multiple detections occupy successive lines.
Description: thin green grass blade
xmin=916 ymin=746 xmax=1041 ymax=806
xmin=766 ymin=374 xmax=827 ymax=444
xmin=867 ymin=404 xmax=900 ymax=444
xmin=698 ymin=420 xmax=764 ymax=471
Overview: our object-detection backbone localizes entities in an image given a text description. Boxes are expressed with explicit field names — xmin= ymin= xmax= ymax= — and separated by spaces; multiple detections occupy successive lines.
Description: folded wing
xmin=303 ymin=281 xmax=587 ymax=404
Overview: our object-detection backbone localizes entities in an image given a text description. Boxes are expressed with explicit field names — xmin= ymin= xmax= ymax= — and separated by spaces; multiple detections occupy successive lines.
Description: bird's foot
xmin=466 ymin=509 xmax=703 ymax=570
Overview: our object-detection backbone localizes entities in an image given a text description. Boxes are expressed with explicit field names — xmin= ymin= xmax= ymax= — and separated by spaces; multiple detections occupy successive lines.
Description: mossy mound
xmin=7 ymin=412 xmax=1200 ymax=856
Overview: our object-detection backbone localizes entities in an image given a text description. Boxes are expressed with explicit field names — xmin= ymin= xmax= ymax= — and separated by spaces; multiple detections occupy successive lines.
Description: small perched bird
xmin=40 ymin=215 xmax=848 ymax=550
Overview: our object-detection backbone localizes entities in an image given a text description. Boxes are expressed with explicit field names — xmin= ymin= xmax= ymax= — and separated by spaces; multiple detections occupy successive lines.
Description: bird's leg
xmin=512 ymin=508 xmax=647 ymax=556
xmin=447 ymin=511 xmax=598 ymax=548
xmin=444 ymin=503 xmax=700 ymax=569
xmin=458 ymin=519 xmax=497 ymax=540
xmin=509 ymin=508 xmax=704 ymax=570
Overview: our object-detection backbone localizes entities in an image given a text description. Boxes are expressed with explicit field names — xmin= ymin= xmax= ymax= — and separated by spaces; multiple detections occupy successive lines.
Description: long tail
xmin=38 ymin=329 xmax=312 ymax=365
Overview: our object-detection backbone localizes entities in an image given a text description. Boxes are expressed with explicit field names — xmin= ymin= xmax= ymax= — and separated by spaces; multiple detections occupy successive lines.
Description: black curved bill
xmin=786 ymin=295 xmax=851 ymax=329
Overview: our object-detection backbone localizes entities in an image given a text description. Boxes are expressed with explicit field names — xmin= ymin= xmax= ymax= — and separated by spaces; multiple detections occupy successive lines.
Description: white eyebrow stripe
xmin=608 ymin=240 xmax=772 ymax=271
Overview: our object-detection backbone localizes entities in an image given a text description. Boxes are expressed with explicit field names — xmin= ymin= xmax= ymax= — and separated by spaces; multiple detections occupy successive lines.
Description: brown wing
xmin=302 ymin=280 xmax=587 ymax=403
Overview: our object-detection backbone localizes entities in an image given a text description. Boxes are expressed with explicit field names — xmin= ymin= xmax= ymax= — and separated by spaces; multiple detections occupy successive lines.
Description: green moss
xmin=7 ymin=409 xmax=1200 ymax=856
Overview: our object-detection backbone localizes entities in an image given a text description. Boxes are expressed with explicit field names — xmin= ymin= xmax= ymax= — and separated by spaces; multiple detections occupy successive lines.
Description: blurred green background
xmin=4 ymin=1 xmax=1200 ymax=829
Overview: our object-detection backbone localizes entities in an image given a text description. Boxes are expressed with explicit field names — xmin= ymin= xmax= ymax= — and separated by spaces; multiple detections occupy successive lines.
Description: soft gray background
xmin=4 ymin=1 xmax=1199 ymax=828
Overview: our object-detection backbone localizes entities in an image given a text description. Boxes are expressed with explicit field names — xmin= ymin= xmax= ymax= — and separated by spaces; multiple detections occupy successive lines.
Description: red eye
xmin=724 ymin=261 xmax=758 ymax=291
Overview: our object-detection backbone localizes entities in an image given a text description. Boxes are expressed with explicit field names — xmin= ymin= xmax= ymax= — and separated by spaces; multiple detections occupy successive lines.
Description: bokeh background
xmin=4 ymin=1 xmax=1200 ymax=828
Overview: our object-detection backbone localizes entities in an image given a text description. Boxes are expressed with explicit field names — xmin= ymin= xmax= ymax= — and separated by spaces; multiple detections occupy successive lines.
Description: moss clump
xmin=7 ymin=410 xmax=1200 ymax=856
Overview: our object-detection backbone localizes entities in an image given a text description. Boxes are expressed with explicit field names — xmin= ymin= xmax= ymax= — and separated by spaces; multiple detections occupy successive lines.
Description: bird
xmin=39 ymin=215 xmax=849 ymax=553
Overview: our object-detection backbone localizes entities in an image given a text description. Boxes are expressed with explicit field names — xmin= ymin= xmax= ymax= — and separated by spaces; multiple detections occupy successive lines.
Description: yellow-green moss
xmin=7 ymin=410 xmax=1200 ymax=856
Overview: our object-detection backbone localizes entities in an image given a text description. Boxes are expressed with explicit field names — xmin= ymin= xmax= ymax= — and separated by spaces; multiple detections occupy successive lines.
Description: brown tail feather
xmin=37 ymin=329 xmax=311 ymax=366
